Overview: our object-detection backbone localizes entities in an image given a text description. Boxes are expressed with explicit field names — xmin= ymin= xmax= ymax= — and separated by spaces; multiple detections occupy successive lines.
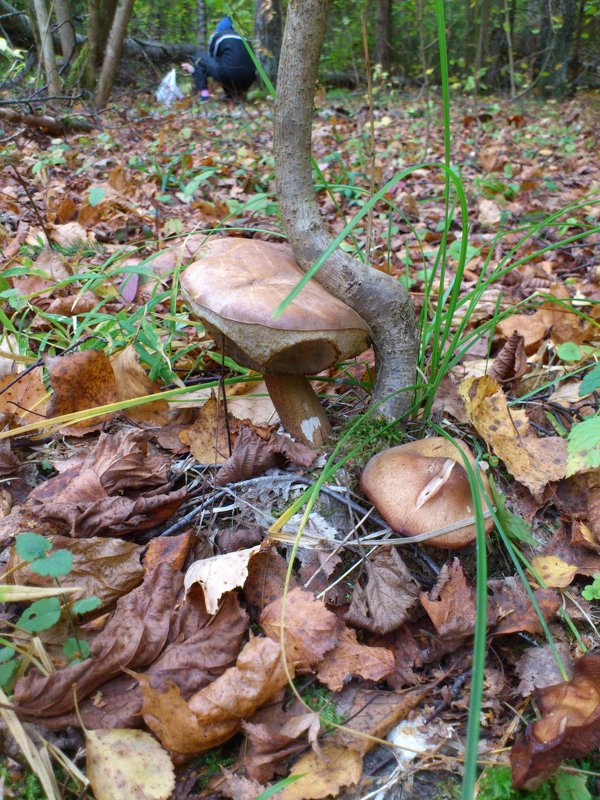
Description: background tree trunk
xmin=374 ymin=0 xmax=391 ymax=70
xmin=274 ymin=0 xmax=418 ymax=421
xmin=53 ymin=0 xmax=75 ymax=63
xmin=94 ymin=0 xmax=134 ymax=108
xmin=31 ymin=0 xmax=61 ymax=94
xmin=196 ymin=0 xmax=207 ymax=49
xmin=85 ymin=0 xmax=100 ymax=89
xmin=254 ymin=0 xmax=283 ymax=87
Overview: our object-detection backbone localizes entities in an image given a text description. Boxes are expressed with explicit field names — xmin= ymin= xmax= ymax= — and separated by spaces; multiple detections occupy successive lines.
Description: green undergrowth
xmin=479 ymin=763 xmax=597 ymax=800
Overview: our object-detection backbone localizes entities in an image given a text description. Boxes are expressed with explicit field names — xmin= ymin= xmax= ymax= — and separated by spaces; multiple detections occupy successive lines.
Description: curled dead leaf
xmin=511 ymin=654 xmax=600 ymax=789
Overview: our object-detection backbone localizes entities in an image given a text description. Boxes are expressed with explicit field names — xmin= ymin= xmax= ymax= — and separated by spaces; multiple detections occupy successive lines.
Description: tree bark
xmin=0 ymin=107 xmax=94 ymax=134
xmin=53 ymin=0 xmax=75 ymax=62
xmin=196 ymin=0 xmax=207 ymax=49
xmin=31 ymin=0 xmax=61 ymax=94
xmin=374 ymin=0 xmax=392 ymax=71
xmin=274 ymin=0 xmax=418 ymax=421
xmin=0 ymin=0 xmax=194 ymax=63
xmin=94 ymin=0 xmax=134 ymax=107
xmin=86 ymin=0 xmax=100 ymax=89
xmin=254 ymin=0 xmax=283 ymax=87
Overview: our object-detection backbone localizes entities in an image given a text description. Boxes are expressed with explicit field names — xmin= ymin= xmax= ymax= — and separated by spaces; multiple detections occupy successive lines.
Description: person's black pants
xmin=193 ymin=53 xmax=255 ymax=97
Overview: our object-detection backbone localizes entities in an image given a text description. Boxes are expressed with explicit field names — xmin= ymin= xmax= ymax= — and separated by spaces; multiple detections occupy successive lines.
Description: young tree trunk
xmin=85 ymin=0 xmax=100 ymax=89
xmin=473 ymin=0 xmax=491 ymax=95
xmin=31 ymin=0 xmax=61 ymax=94
xmin=374 ymin=0 xmax=391 ymax=71
xmin=274 ymin=0 xmax=418 ymax=421
xmin=53 ymin=0 xmax=75 ymax=63
xmin=196 ymin=0 xmax=207 ymax=48
xmin=254 ymin=0 xmax=283 ymax=87
xmin=94 ymin=0 xmax=134 ymax=108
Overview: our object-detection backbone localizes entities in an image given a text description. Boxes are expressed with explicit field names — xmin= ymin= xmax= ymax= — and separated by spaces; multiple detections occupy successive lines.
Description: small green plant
xmin=0 ymin=533 xmax=100 ymax=689
xmin=300 ymin=684 xmax=345 ymax=731
xmin=478 ymin=765 xmax=592 ymax=800
xmin=582 ymin=574 xmax=600 ymax=602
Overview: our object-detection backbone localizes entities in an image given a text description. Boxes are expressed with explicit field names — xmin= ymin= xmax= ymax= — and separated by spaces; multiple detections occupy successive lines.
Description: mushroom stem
xmin=263 ymin=374 xmax=332 ymax=448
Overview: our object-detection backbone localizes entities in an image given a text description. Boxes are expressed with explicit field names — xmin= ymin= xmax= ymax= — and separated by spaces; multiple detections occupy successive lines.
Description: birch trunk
xmin=32 ymin=0 xmax=61 ymax=94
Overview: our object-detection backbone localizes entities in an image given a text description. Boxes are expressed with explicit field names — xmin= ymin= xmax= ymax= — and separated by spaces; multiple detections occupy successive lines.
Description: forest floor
xmin=0 ymin=86 xmax=599 ymax=800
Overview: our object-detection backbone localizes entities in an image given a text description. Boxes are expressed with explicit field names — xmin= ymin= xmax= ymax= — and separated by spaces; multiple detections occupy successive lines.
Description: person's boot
xmin=199 ymin=89 xmax=210 ymax=102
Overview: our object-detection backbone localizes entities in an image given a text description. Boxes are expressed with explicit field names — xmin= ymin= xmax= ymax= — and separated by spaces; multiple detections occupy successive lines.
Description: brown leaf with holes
xmin=45 ymin=350 xmax=119 ymax=432
xmin=260 ymin=587 xmax=342 ymax=671
xmin=316 ymin=627 xmax=394 ymax=691
xmin=459 ymin=375 xmax=567 ymax=498
xmin=137 ymin=636 xmax=291 ymax=754
xmin=345 ymin=547 xmax=420 ymax=635
xmin=489 ymin=332 xmax=527 ymax=386
xmin=489 ymin=577 xmax=561 ymax=636
xmin=420 ymin=559 xmax=479 ymax=647
xmin=511 ymin=654 xmax=600 ymax=789
xmin=179 ymin=392 xmax=234 ymax=464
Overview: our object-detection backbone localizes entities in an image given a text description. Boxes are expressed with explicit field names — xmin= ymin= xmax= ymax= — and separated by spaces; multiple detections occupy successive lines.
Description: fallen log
xmin=0 ymin=107 xmax=95 ymax=134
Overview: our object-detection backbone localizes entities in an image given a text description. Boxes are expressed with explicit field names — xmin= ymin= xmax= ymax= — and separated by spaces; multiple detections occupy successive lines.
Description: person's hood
xmin=216 ymin=16 xmax=234 ymax=34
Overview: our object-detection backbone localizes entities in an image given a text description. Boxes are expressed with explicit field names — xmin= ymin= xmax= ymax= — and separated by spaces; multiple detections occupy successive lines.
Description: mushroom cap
xmin=180 ymin=237 xmax=371 ymax=375
xmin=360 ymin=437 xmax=493 ymax=548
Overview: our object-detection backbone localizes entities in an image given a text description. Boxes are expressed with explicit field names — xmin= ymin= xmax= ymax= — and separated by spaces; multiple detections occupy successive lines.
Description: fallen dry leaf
xmin=345 ymin=547 xmax=420 ymax=635
xmin=179 ymin=392 xmax=233 ymax=464
xmin=275 ymin=742 xmax=363 ymax=800
xmin=260 ymin=587 xmax=342 ymax=671
xmin=220 ymin=768 xmax=266 ymax=800
xmin=111 ymin=345 xmax=169 ymax=426
xmin=337 ymin=685 xmax=430 ymax=755
xmin=515 ymin=643 xmax=573 ymax=697
xmin=138 ymin=636 xmax=291 ymax=754
xmin=0 ymin=369 xmax=49 ymax=427
xmin=316 ymin=627 xmax=394 ymax=691
xmin=531 ymin=554 xmax=578 ymax=588
xmin=184 ymin=544 xmax=264 ymax=613
xmin=459 ymin=375 xmax=567 ymax=498
xmin=13 ymin=568 xmax=248 ymax=730
xmin=8 ymin=534 xmax=144 ymax=609
xmin=45 ymin=349 xmax=119 ymax=431
xmin=511 ymin=654 xmax=600 ymax=789
xmin=86 ymin=728 xmax=175 ymax=800
xmin=215 ymin=424 xmax=316 ymax=485
xmin=420 ymin=559 xmax=478 ymax=647
xmin=489 ymin=577 xmax=561 ymax=636
xmin=23 ymin=430 xmax=186 ymax=537
xmin=143 ymin=531 xmax=194 ymax=572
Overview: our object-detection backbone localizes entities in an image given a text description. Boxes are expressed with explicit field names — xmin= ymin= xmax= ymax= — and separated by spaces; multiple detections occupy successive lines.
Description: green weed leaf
xmin=29 ymin=549 xmax=73 ymax=578
xmin=582 ymin=574 xmax=600 ymax=601
xmin=566 ymin=417 xmax=600 ymax=476
xmin=88 ymin=186 xmax=106 ymax=206
xmin=0 ymin=658 xmax=19 ymax=688
xmin=556 ymin=342 xmax=583 ymax=361
xmin=554 ymin=772 xmax=591 ymax=800
xmin=490 ymin=480 xmax=536 ymax=546
xmin=15 ymin=532 xmax=51 ymax=561
xmin=17 ymin=597 xmax=61 ymax=633
xmin=63 ymin=637 xmax=91 ymax=663
xmin=72 ymin=596 xmax=101 ymax=615
xmin=580 ymin=364 xmax=600 ymax=396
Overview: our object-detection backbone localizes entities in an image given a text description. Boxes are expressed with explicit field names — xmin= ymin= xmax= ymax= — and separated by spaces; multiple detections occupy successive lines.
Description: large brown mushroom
xmin=360 ymin=437 xmax=494 ymax=548
xmin=180 ymin=237 xmax=371 ymax=447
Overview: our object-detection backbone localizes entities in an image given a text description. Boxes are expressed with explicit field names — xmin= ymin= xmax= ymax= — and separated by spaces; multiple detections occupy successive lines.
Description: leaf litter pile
xmin=0 ymin=91 xmax=599 ymax=799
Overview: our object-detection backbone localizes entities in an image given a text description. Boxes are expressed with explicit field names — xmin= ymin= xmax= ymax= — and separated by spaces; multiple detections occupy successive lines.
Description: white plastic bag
xmin=155 ymin=68 xmax=184 ymax=106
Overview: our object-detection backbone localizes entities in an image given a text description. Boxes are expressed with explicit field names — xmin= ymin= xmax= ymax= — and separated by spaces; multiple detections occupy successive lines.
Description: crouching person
xmin=181 ymin=16 xmax=256 ymax=101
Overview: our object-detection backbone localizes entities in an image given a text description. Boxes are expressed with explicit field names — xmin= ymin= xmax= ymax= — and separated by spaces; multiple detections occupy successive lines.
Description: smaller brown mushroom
xmin=180 ymin=237 xmax=371 ymax=447
xmin=360 ymin=437 xmax=494 ymax=548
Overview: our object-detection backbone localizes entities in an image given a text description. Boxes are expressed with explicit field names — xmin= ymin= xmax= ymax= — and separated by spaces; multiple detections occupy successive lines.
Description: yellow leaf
xmin=277 ymin=743 xmax=363 ymax=799
xmin=531 ymin=555 xmax=578 ymax=588
xmin=86 ymin=729 xmax=175 ymax=800
xmin=459 ymin=376 xmax=566 ymax=498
